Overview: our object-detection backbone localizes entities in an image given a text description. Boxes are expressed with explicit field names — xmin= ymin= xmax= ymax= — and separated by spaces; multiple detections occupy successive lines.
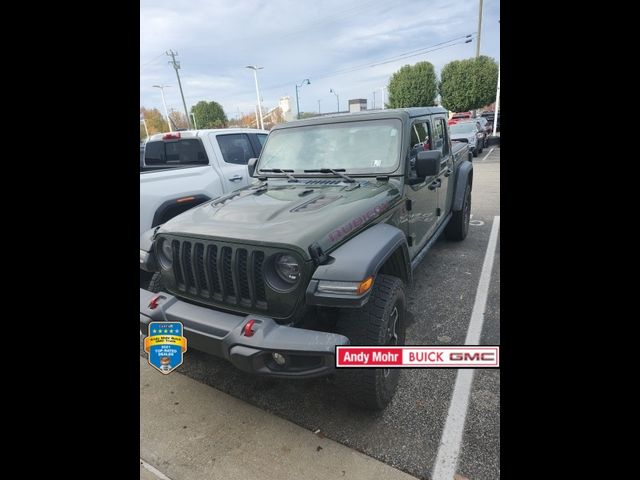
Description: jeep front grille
xmin=170 ymin=239 xmax=268 ymax=309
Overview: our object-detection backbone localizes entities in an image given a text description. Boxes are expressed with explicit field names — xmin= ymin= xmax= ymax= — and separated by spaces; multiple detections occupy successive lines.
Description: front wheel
xmin=445 ymin=182 xmax=471 ymax=241
xmin=334 ymin=274 xmax=406 ymax=410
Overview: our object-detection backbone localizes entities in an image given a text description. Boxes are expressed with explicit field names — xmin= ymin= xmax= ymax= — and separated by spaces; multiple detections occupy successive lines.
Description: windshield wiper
xmin=259 ymin=168 xmax=299 ymax=182
xmin=303 ymin=168 xmax=355 ymax=183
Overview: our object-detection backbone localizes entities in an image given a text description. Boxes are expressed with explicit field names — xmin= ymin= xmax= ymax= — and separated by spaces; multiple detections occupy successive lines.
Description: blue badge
xmin=144 ymin=322 xmax=188 ymax=374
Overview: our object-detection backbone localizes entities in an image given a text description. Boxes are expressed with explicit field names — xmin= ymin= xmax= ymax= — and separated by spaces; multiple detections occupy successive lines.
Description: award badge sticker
xmin=144 ymin=322 xmax=188 ymax=374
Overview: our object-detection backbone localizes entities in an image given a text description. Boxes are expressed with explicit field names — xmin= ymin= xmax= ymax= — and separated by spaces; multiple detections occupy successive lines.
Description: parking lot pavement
xmin=140 ymin=145 xmax=500 ymax=479
xmin=140 ymin=357 xmax=419 ymax=480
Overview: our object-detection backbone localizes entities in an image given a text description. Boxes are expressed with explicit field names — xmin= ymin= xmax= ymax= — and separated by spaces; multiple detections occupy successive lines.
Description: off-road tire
xmin=445 ymin=182 xmax=471 ymax=241
xmin=334 ymin=274 xmax=406 ymax=410
xmin=148 ymin=272 xmax=165 ymax=293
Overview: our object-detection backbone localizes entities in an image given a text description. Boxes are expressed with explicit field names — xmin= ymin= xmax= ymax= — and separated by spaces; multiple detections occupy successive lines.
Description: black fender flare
xmin=306 ymin=223 xmax=410 ymax=308
xmin=452 ymin=160 xmax=473 ymax=212
xmin=151 ymin=194 xmax=211 ymax=229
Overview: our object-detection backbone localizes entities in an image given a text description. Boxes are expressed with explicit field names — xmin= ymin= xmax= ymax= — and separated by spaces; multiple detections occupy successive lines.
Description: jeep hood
xmin=158 ymin=179 xmax=402 ymax=259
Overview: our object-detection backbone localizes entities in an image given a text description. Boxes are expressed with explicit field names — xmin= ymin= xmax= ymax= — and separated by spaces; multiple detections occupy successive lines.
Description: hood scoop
xmin=291 ymin=194 xmax=342 ymax=212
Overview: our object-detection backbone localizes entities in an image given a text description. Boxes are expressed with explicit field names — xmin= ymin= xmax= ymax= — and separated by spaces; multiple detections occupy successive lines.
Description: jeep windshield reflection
xmin=258 ymin=119 xmax=402 ymax=175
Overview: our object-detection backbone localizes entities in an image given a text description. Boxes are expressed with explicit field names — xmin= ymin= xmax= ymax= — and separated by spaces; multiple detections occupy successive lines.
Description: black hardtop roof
xmin=272 ymin=107 xmax=448 ymax=131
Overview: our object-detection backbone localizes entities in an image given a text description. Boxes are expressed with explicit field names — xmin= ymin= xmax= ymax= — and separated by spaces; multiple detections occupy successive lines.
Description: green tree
xmin=191 ymin=100 xmax=228 ymax=129
xmin=386 ymin=61 xmax=438 ymax=108
xmin=439 ymin=56 xmax=499 ymax=112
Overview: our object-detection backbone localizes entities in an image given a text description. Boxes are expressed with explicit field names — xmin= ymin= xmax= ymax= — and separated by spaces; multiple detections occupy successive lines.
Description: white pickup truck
xmin=140 ymin=128 xmax=268 ymax=273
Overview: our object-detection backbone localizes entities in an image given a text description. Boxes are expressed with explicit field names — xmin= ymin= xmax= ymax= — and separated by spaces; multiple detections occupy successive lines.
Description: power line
xmin=140 ymin=52 xmax=165 ymax=69
xmin=252 ymin=33 xmax=475 ymax=95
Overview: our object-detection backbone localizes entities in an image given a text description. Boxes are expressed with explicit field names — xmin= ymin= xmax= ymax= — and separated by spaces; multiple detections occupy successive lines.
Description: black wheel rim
xmin=463 ymin=189 xmax=471 ymax=235
xmin=383 ymin=305 xmax=400 ymax=378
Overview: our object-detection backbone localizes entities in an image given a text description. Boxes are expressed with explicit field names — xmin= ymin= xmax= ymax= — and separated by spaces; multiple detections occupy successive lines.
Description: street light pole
xmin=190 ymin=112 xmax=198 ymax=130
xmin=476 ymin=0 xmax=483 ymax=57
xmin=329 ymin=88 xmax=339 ymax=113
xmin=373 ymin=91 xmax=376 ymax=109
xmin=380 ymin=87 xmax=385 ymax=109
xmin=492 ymin=64 xmax=500 ymax=137
xmin=152 ymin=84 xmax=172 ymax=132
xmin=295 ymin=79 xmax=310 ymax=119
xmin=318 ymin=99 xmax=321 ymax=114
xmin=246 ymin=66 xmax=264 ymax=130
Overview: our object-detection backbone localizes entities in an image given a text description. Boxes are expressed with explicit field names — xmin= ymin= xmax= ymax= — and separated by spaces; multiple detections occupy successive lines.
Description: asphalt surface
xmin=140 ymin=141 xmax=500 ymax=479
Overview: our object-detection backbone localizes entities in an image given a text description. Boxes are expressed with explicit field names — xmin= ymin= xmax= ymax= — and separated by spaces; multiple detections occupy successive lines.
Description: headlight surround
xmin=157 ymin=238 xmax=173 ymax=269
xmin=274 ymin=253 xmax=301 ymax=284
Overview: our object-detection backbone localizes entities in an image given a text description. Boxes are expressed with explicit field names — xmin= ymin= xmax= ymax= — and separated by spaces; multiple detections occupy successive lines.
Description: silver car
xmin=449 ymin=121 xmax=484 ymax=157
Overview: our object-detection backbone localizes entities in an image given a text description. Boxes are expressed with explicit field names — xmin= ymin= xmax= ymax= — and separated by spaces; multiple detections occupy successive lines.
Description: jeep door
xmin=431 ymin=115 xmax=455 ymax=217
xmin=405 ymin=119 xmax=439 ymax=257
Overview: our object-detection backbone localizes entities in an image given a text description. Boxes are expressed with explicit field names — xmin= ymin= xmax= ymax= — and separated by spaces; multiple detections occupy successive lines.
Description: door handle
xmin=229 ymin=175 xmax=243 ymax=181
xmin=444 ymin=168 xmax=453 ymax=177
xmin=428 ymin=179 xmax=441 ymax=190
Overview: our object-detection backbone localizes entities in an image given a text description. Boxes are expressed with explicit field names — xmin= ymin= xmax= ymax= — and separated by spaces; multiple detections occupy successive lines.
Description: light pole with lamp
xmin=246 ymin=65 xmax=264 ymax=130
xmin=295 ymin=79 xmax=310 ymax=119
xmin=329 ymin=88 xmax=339 ymax=113
xmin=152 ymin=84 xmax=172 ymax=132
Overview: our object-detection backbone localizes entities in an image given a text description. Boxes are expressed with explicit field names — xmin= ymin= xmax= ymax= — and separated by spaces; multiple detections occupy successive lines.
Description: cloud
xmin=140 ymin=0 xmax=500 ymax=117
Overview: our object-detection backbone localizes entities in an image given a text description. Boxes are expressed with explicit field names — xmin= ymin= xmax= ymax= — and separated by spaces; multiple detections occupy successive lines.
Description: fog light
xmin=272 ymin=352 xmax=286 ymax=366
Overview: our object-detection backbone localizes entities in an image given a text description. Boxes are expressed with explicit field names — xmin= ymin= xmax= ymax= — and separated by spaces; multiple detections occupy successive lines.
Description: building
xmin=348 ymin=99 xmax=367 ymax=113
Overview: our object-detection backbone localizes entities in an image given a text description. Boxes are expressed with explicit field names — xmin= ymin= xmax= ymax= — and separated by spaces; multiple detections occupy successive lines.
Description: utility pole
xmin=166 ymin=50 xmax=192 ymax=129
xmin=380 ymin=87 xmax=385 ymax=109
xmin=476 ymin=0 xmax=483 ymax=58
xmin=372 ymin=91 xmax=376 ymax=109
xmin=318 ymin=99 xmax=321 ymax=114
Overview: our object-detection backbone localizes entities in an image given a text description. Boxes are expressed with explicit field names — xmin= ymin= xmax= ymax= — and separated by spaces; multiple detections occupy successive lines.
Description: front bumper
xmin=140 ymin=288 xmax=349 ymax=378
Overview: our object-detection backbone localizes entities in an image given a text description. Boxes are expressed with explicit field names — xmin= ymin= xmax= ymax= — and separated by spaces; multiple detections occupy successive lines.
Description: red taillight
xmin=163 ymin=132 xmax=181 ymax=140
xmin=243 ymin=319 xmax=256 ymax=337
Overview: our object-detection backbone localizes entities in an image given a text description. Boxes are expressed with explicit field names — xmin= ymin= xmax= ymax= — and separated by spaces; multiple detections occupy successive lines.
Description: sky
xmin=140 ymin=0 xmax=499 ymax=120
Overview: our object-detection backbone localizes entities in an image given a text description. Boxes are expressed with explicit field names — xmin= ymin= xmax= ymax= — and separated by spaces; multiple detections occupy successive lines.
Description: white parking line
xmin=480 ymin=147 xmax=495 ymax=162
xmin=141 ymin=458 xmax=174 ymax=480
xmin=432 ymin=215 xmax=500 ymax=480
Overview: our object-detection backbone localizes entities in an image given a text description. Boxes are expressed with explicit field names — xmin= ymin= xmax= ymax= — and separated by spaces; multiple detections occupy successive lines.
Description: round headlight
xmin=274 ymin=253 xmax=300 ymax=284
xmin=158 ymin=238 xmax=173 ymax=269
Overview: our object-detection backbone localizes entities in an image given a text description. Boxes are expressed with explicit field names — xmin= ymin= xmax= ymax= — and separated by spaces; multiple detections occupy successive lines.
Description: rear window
xmin=144 ymin=139 xmax=208 ymax=166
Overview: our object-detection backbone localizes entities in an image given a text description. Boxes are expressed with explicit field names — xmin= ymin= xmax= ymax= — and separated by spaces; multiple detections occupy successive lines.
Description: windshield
xmin=450 ymin=123 xmax=475 ymax=134
xmin=258 ymin=119 xmax=402 ymax=174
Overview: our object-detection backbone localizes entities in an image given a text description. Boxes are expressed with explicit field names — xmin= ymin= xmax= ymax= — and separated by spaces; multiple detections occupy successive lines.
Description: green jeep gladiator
xmin=140 ymin=107 xmax=473 ymax=409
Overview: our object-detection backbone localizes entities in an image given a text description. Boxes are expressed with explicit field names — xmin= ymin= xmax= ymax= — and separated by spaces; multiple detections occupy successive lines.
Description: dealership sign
xmin=336 ymin=346 xmax=499 ymax=368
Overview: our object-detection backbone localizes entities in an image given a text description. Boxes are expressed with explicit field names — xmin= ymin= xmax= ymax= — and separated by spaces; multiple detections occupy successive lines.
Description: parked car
xmin=451 ymin=111 xmax=472 ymax=121
xmin=140 ymin=107 xmax=473 ymax=410
xmin=449 ymin=120 xmax=484 ymax=156
xmin=481 ymin=110 xmax=499 ymax=132
xmin=474 ymin=116 xmax=492 ymax=145
xmin=140 ymin=128 xmax=269 ymax=268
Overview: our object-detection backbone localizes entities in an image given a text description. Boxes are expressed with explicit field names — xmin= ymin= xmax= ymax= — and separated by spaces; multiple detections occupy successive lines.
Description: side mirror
xmin=416 ymin=150 xmax=441 ymax=178
xmin=247 ymin=157 xmax=258 ymax=177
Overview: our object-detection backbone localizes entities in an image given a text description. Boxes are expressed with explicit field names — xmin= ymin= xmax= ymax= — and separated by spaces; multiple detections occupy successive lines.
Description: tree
xmin=191 ymin=100 xmax=228 ymax=129
xmin=168 ymin=109 xmax=188 ymax=130
xmin=140 ymin=107 xmax=167 ymax=140
xmin=439 ymin=56 xmax=499 ymax=113
xmin=386 ymin=61 xmax=438 ymax=108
